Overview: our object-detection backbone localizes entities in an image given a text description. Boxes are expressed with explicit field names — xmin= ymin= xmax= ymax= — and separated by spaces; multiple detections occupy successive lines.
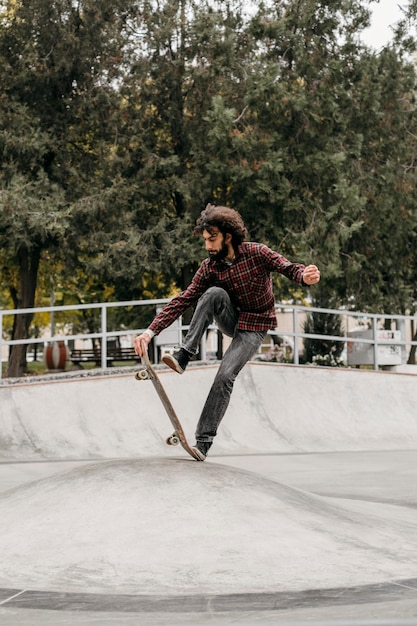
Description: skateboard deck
xmin=135 ymin=341 xmax=205 ymax=461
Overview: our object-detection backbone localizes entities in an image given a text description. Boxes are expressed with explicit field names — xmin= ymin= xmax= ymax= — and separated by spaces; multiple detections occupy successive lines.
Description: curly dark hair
xmin=193 ymin=204 xmax=248 ymax=247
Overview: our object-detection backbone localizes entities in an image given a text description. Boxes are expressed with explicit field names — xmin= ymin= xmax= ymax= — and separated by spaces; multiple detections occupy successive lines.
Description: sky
xmin=362 ymin=0 xmax=407 ymax=49
xmin=241 ymin=1 xmax=410 ymax=50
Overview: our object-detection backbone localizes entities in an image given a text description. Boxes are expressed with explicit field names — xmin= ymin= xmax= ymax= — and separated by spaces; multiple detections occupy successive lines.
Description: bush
xmin=303 ymin=311 xmax=345 ymax=367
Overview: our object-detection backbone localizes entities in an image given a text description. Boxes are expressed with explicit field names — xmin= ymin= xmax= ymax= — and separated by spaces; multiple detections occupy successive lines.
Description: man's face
xmin=202 ymin=228 xmax=229 ymax=261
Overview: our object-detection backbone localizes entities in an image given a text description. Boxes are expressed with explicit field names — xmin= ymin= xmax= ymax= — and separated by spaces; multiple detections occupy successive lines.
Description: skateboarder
xmin=134 ymin=204 xmax=320 ymax=458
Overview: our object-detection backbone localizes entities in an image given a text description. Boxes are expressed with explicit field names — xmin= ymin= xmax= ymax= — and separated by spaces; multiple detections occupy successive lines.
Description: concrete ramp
xmin=0 ymin=458 xmax=416 ymax=594
xmin=1 ymin=363 xmax=417 ymax=459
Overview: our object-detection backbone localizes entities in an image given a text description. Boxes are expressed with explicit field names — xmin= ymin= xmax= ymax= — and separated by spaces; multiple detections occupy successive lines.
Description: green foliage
xmin=2 ymin=0 xmax=417 ymax=377
xmin=303 ymin=310 xmax=345 ymax=367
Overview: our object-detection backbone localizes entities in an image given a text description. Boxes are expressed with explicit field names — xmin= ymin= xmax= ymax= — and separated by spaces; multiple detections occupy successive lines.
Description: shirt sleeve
xmin=148 ymin=264 xmax=211 ymax=335
xmin=260 ymin=244 xmax=306 ymax=284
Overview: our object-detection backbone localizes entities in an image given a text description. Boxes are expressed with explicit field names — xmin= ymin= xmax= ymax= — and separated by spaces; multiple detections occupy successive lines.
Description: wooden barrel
xmin=44 ymin=342 xmax=69 ymax=371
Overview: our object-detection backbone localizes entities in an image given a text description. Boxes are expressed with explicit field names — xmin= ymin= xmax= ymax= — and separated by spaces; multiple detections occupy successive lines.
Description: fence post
xmin=101 ymin=304 xmax=107 ymax=370
xmin=372 ymin=316 xmax=379 ymax=370
xmin=293 ymin=308 xmax=300 ymax=365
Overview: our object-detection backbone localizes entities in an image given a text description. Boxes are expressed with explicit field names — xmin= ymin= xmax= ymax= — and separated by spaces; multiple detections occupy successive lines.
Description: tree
xmin=101 ymin=0 xmax=257 ymax=293
xmin=212 ymin=0 xmax=417 ymax=316
xmin=303 ymin=296 xmax=345 ymax=366
xmin=2 ymin=0 xmax=417 ymax=376
xmin=0 ymin=0 xmax=139 ymax=375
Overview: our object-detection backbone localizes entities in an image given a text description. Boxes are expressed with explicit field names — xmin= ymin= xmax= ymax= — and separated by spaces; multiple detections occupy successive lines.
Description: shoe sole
xmin=191 ymin=447 xmax=206 ymax=461
xmin=162 ymin=354 xmax=184 ymax=374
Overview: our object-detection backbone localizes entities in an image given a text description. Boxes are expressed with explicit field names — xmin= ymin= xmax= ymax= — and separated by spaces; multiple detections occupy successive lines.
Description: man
xmin=134 ymin=204 xmax=320 ymax=460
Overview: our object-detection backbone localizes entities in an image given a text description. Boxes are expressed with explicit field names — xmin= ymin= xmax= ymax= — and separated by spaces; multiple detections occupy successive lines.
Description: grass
xmin=1 ymin=359 xmax=139 ymax=379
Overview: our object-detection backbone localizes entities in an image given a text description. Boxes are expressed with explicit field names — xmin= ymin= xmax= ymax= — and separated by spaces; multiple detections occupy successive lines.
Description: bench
xmin=70 ymin=347 xmax=141 ymax=367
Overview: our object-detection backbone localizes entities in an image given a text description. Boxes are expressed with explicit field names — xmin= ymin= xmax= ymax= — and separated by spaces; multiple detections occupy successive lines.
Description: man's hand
xmin=134 ymin=333 xmax=151 ymax=357
xmin=302 ymin=264 xmax=320 ymax=285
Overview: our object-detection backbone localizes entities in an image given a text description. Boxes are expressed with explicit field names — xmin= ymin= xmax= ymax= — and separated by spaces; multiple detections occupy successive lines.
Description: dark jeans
xmin=182 ymin=287 xmax=266 ymax=443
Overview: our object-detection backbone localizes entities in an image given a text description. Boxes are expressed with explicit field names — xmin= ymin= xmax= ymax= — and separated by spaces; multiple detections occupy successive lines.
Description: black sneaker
xmin=194 ymin=440 xmax=213 ymax=458
xmin=191 ymin=446 xmax=206 ymax=461
xmin=162 ymin=348 xmax=191 ymax=374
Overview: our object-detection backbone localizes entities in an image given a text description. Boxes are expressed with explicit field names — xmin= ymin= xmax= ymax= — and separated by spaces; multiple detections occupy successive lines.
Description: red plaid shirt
xmin=149 ymin=242 xmax=306 ymax=334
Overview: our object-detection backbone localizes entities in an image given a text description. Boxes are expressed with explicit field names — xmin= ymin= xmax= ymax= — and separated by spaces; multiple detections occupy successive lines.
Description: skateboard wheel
xmin=135 ymin=369 xmax=149 ymax=380
xmin=166 ymin=435 xmax=180 ymax=446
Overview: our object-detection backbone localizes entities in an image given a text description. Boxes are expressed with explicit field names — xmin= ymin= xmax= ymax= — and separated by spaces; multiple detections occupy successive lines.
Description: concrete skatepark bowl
xmin=0 ymin=361 xmax=416 ymax=626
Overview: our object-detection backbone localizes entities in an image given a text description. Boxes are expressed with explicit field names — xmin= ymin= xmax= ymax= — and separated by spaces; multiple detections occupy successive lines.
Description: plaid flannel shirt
xmin=149 ymin=242 xmax=306 ymax=335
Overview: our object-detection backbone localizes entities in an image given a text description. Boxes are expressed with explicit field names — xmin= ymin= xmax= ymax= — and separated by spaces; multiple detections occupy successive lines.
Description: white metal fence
xmin=1 ymin=298 xmax=417 ymax=380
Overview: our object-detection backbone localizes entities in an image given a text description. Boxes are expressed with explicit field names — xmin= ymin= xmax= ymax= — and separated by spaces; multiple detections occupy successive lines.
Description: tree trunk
xmin=7 ymin=245 xmax=41 ymax=378
xmin=407 ymin=320 xmax=417 ymax=365
xmin=180 ymin=263 xmax=197 ymax=327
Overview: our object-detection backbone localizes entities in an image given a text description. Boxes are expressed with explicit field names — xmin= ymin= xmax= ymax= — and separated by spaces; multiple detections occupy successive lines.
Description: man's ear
xmin=225 ymin=232 xmax=232 ymax=244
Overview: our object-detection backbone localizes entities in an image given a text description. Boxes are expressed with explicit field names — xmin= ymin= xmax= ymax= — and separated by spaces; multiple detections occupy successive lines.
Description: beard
xmin=208 ymin=241 xmax=229 ymax=261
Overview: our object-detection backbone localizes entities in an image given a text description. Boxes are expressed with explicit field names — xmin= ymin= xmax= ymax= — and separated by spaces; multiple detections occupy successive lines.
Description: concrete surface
xmin=0 ymin=362 xmax=416 ymax=625
xmin=1 ymin=362 xmax=417 ymax=459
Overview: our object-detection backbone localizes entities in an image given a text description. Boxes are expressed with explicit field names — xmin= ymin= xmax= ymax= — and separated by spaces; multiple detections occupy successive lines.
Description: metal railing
xmin=284 ymin=304 xmax=416 ymax=368
xmin=1 ymin=299 xmax=417 ymax=380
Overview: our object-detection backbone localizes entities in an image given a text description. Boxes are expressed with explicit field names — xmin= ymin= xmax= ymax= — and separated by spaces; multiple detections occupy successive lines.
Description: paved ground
xmin=0 ymin=363 xmax=416 ymax=625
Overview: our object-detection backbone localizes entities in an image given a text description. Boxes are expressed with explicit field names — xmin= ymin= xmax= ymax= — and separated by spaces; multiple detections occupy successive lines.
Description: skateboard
xmin=135 ymin=340 xmax=205 ymax=461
